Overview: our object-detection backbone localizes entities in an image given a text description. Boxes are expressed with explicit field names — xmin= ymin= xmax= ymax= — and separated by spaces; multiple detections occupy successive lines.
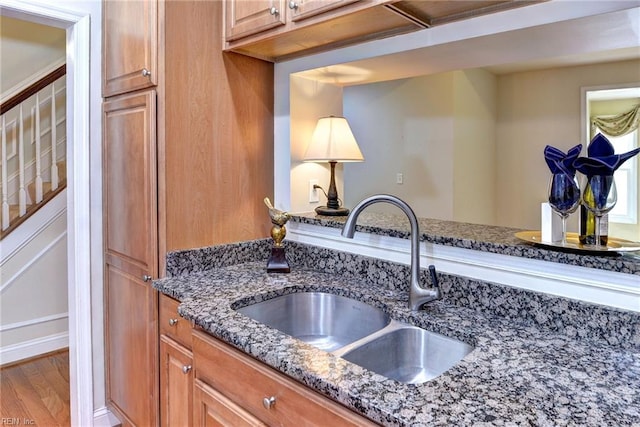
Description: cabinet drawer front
xmin=194 ymin=379 xmax=267 ymax=427
xmin=192 ymin=330 xmax=376 ymax=426
xmin=289 ymin=0 xmax=359 ymax=22
xmin=159 ymin=294 xmax=192 ymax=349
xmin=225 ymin=0 xmax=286 ymax=41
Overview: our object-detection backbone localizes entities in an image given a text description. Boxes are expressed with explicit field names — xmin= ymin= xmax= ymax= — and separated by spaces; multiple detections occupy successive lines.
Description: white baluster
xmin=50 ymin=83 xmax=58 ymax=191
xmin=1 ymin=115 xmax=9 ymax=230
xmin=35 ymin=92 xmax=43 ymax=202
xmin=18 ymin=104 xmax=26 ymax=216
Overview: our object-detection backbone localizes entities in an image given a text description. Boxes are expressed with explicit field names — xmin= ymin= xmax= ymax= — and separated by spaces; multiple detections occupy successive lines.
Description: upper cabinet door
xmin=103 ymin=0 xmax=158 ymax=97
xmin=225 ymin=0 xmax=286 ymax=41
xmin=288 ymin=0 xmax=359 ymax=22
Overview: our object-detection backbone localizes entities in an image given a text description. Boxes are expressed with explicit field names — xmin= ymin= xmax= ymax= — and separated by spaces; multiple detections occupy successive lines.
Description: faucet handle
xmin=428 ymin=265 xmax=439 ymax=288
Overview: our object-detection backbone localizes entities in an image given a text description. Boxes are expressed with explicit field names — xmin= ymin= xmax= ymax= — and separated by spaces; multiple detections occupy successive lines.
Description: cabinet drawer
xmin=159 ymin=294 xmax=192 ymax=349
xmin=192 ymin=330 xmax=377 ymax=426
xmin=194 ymin=379 xmax=267 ymax=427
xmin=289 ymin=0 xmax=359 ymax=22
xmin=225 ymin=0 xmax=286 ymax=41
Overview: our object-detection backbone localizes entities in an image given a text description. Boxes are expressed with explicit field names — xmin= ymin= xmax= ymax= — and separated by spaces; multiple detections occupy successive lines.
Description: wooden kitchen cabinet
xmin=102 ymin=0 xmax=157 ymax=97
xmin=103 ymin=89 xmax=159 ymax=427
xmin=225 ymin=0 xmax=286 ymax=41
xmin=159 ymin=293 xmax=192 ymax=348
xmin=192 ymin=330 xmax=377 ymax=426
xmin=223 ymin=0 xmax=422 ymax=61
xmin=103 ymin=0 xmax=273 ymax=425
xmin=160 ymin=336 xmax=193 ymax=427
xmin=159 ymin=294 xmax=193 ymax=427
xmin=287 ymin=0 xmax=360 ymax=21
xmin=223 ymin=0 xmax=544 ymax=62
xmin=224 ymin=0 xmax=359 ymax=42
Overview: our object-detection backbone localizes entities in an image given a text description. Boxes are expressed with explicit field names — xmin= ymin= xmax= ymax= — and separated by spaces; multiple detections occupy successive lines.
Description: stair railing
xmin=1 ymin=65 xmax=66 ymax=235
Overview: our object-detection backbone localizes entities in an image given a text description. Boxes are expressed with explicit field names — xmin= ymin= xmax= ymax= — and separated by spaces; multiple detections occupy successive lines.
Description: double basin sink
xmin=236 ymin=292 xmax=473 ymax=384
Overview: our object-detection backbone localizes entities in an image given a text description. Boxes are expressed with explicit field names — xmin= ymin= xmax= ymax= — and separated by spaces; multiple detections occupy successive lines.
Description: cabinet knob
xmin=168 ymin=318 xmax=178 ymax=326
xmin=269 ymin=6 xmax=279 ymax=15
xmin=288 ymin=1 xmax=298 ymax=9
xmin=262 ymin=396 xmax=276 ymax=409
xmin=142 ymin=68 xmax=151 ymax=77
xmin=182 ymin=365 xmax=192 ymax=374
xmin=142 ymin=274 xmax=153 ymax=282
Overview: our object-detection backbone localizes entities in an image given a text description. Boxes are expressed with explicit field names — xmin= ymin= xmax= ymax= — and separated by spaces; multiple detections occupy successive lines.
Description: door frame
xmin=0 ymin=1 xmax=93 ymax=425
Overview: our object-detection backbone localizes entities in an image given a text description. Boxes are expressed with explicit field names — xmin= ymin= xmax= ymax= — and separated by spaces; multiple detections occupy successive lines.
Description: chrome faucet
xmin=341 ymin=194 xmax=441 ymax=310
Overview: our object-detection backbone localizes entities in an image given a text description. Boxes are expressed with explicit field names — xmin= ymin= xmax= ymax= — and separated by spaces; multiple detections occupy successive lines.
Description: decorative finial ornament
xmin=264 ymin=197 xmax=291 ymax=273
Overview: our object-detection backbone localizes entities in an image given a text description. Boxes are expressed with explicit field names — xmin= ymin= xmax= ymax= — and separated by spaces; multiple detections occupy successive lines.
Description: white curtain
xmin=590 ymin=103 xmax=640 ymax=138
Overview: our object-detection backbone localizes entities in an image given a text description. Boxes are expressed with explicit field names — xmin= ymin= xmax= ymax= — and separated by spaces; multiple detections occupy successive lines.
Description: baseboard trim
xmin=0 ymin=331 xmax=68 ymax=366
xmin=93 ymin=406 xmax=121 ymax=427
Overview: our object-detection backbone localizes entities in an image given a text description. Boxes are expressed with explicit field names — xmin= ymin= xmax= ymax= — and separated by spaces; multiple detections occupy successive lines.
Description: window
xmin=606 ymin=129 xmax=638 ymax=224
xmin=585 ymin=85 xmax=640 ymax=230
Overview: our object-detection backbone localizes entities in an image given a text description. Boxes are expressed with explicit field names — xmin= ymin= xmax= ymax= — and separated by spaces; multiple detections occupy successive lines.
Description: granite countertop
xmin=290 ymin=212 xmax=640 ymax=276
xmin=154 ymin=249 xmax=640 ymax=426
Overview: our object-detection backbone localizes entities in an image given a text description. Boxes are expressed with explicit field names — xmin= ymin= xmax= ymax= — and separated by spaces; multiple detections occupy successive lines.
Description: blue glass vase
xmin=548 ymin=173 xmax=580 ymax=245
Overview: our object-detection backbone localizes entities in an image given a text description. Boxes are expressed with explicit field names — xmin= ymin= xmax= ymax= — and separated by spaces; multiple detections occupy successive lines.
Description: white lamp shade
xmin=303 ymin=116 xmax=364 ymax=162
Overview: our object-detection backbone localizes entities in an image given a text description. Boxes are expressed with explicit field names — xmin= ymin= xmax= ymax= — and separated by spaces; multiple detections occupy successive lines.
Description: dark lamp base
xmin=315 ymin=206 xmax=350 ymax=216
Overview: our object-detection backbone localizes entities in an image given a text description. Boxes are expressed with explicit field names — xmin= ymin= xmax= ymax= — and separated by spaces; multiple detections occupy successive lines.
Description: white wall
xmin=343 ymin=73 xmax=456 ymax=218
xmin=452 ymin=69 xmax=497 ymax=225
xmin=341 ymin=69 xmax=497 ymax=223
xmin=496 ymin=59 xmax=640 ymax=229
xmin=0 ymin=16 xmax=66 ymax=99
xmin=0 ymin=194 xmax=68 ymax=365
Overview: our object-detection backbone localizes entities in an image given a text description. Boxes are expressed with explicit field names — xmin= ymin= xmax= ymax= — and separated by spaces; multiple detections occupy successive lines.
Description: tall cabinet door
xmin=103 ymin=0 xmax=157 ymax=97
xmin=103 ymin=89 xmax=158 ymax=427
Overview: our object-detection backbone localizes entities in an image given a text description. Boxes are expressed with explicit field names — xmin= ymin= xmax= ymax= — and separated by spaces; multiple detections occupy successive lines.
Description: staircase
xmin=2 ymin=160 xmax=67 ymax=236
xmin=0 ymin=65 xmax=66 ymax=239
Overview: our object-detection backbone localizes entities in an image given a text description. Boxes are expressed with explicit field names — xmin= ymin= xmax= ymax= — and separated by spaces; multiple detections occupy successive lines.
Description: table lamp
xmin=303 ymin=116 xmax=364 ymax=216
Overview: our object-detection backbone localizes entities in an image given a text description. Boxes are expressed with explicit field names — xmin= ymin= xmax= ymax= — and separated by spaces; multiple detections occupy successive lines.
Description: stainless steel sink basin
xmin=340 ymin=324 xmax=474 ymax=384
xmin=236 ymin=292 xmax=390 ymax=351
xmin=237 ymin=292 xmax=473 ymax=384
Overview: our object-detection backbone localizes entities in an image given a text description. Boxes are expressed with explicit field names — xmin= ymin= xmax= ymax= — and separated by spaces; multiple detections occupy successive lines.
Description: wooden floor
xmin=1 ymin=350 xmax=70 ymax=426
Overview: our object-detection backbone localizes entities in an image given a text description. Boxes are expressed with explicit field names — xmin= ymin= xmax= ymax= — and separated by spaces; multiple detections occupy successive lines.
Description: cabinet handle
xmin=182 ymin=365 xmax=192 ymax=374
xmin=142 ymin=68 xmax=151 ymax=77
xmin=269 ymin=6 xmax=279 ymax=15
xmin=142 ymin=275 xmax=153 ymax=282
xmin=262 ymin=396 xmax=276 ymax=409
xmin=288 ymin=1 xmax=298 ymax=9
xmin=168 ymin=318 xmax=178 ymax=326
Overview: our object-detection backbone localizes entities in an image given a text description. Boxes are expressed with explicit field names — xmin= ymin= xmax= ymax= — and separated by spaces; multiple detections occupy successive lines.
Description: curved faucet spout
xmin=341 ymin=194 xmax=440 ymax=310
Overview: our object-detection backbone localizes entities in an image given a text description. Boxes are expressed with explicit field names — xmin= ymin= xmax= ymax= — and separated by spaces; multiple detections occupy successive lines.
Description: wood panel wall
xmin=158 ymin=0 xmax=274 ymax=260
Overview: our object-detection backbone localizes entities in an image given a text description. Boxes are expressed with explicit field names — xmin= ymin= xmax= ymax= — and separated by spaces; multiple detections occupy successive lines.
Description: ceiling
xmin=295 ymin=6 xmax=640 ymax=86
